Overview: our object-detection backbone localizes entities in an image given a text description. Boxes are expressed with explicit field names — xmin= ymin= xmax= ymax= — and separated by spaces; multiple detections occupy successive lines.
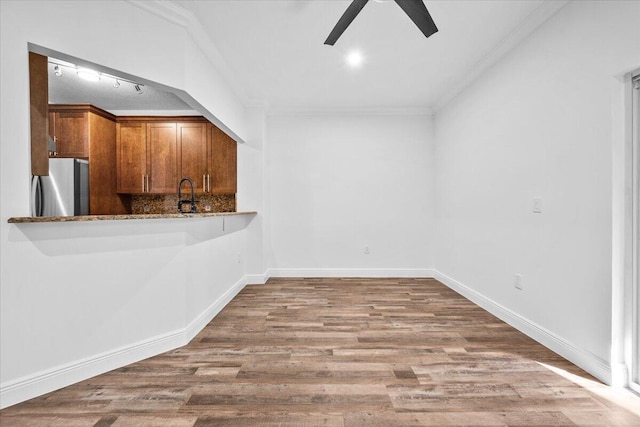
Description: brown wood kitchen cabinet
xmin=48 ymin=104 xmax=128 ymax=214
xmin=180 ymin=121 xmax=237 ymax=194
xmin=116 ymin=121 xmax=147 ymax=193
xmin=49 ymin=106 xmax=90 ymax=158
xmin=148 ymin=122 xmax=178 ymax=193
xmin=116 ymin=117 xmax=236 ymax=195
xmin=116 ymin=121 xmax=178 ymax=194
xmin=208 ymin=124 xmax=237 ymax=194
xmin=178 ymin=122 xmax=208 ymax=194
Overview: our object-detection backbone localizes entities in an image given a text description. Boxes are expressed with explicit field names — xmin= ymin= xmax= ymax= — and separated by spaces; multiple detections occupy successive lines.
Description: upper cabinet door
xmin=116 ymin=122 xmax=147 ymax=194
xmin=209 ymin=125 xmax=237 ymax=194
xmin=178 ymin=122 xmax=208 ymax=193
xmin=52 ymin=111 xmax=89 ymax=158
xmin=147 ymin=122 xmax=177 ymax=194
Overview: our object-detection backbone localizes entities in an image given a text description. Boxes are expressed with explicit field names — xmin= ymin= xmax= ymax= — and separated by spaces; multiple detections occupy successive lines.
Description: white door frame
xmin=631 ymin=70 xmax=640 ymax=393
xmin=611 ymin=68 xmax=639 ymax=389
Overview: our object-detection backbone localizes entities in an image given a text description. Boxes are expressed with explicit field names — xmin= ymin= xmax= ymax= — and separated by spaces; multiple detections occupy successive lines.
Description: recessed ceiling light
xmin=77 ymin=67 xmax=100 ymax=82
xmin=346 ymin=50 xmax=364 ymax=68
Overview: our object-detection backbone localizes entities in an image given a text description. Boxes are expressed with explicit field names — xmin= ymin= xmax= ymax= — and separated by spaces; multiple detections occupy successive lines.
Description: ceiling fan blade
xmin=394 ymin=0 xmax=438 ymax=39
xmin=324 ymin=0 xmax=370 ymax=46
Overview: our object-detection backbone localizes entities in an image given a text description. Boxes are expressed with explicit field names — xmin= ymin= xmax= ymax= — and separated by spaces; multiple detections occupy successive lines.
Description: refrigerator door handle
xmin=31 ymin=176 xmax=43 ymax=217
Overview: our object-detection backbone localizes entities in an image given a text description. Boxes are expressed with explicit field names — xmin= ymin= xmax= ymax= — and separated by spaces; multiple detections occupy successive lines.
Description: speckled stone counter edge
xmin=7 ymin=211 xmax=257 ymax=224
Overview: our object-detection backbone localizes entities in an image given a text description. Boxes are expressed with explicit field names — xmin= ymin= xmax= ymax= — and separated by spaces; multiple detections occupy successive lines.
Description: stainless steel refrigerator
xmin=31 ymin=158 xmax=89 ymax=217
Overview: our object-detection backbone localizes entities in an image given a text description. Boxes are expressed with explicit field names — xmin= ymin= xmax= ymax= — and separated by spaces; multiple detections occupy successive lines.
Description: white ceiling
xmin=176 ymin=0 xmax=557 ymax=111
xmin=49 ymin=1 xmax=565 ymax=114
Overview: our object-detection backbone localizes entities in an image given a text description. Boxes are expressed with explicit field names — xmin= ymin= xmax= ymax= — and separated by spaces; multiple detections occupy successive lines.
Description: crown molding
xmin=108 ymin=109 xmax=201 ymax=117
xmin=126 ymin=0 xmax=249 ymax=106
xmin=267 ymin=105 xmax=434 ymax=117
xmin=433 ymin=0 xmax=569 ymax=112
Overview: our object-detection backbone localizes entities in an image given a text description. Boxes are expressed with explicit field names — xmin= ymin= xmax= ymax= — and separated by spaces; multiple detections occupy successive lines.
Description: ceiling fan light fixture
xmin=77 ymin=67 xmax=100 ymax=82
xmin=346 ymin=50 xmax=364 ymax=68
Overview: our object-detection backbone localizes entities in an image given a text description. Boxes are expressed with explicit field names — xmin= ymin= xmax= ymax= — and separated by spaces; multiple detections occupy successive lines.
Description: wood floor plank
xmin=1 ymin=278 xmax=638 ymax=426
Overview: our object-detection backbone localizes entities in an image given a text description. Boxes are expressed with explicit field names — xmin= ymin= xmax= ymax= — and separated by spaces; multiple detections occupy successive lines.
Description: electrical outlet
xmin=514 ymin=274 xmax=523 ymax=290
xmin=364 ymin=245 xmax=370 ymax=255
xmin=532 ymin=197 xmax=542 ymax=213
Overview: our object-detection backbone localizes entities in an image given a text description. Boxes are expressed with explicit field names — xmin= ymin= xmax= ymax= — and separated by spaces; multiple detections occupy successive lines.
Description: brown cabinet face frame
xmin=29 ymin=52 xmax=48 ymax=176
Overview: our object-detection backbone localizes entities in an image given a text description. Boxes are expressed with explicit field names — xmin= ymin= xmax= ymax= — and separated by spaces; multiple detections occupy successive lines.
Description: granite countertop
xmin=7 ymin=211 xmax=257 ymax=224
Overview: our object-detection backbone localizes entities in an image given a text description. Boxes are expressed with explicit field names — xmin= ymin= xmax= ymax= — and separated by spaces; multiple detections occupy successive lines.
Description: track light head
xmin=77 ymin=67 xmax=100 ymax=82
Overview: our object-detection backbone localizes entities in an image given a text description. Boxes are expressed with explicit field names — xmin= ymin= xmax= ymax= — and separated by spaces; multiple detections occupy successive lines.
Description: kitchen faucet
xmin=178 ymin=177 xmax=196 ymax=213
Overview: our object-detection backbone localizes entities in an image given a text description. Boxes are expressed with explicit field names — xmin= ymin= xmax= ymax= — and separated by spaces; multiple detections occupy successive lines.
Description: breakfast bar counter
xmin=7 ymin=211 xmax=257 ymax=223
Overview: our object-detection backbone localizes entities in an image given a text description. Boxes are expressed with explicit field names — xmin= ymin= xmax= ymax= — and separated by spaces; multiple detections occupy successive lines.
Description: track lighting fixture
xmin=48 ymin=59 xmax=145 ymax=96
xmin=77 ymin=67 xmax=100 ymax=82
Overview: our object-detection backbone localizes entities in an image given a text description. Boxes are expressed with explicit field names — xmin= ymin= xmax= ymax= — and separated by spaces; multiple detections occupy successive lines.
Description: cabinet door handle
xmin=142 ymin=175 xmax=145 ymax=192
xmin=207 ymin=174 xmax=211 ymax=192
xmin=146 ymin=175 xmax=149 ymax=193
xmin=203 ymin=175 xmax=206 ymax=192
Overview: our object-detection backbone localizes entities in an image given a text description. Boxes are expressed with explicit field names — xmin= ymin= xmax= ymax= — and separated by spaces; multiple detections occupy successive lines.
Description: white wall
xmin=434 ymin=0 xmax=640 ymax=376
xmin=0 ymin=0 xmax=255 ymax=407
xmin=266 ymin=114 xmax=435 ymax=275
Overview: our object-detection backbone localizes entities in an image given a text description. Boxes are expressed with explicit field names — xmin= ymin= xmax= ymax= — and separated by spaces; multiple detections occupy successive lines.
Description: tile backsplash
xmin=131 ymin=194 xmax=235 ymax=214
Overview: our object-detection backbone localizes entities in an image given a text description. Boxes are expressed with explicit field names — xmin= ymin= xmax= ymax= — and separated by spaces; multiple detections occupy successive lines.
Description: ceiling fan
xmin=324 ymin=0 xmax=438 ymax=46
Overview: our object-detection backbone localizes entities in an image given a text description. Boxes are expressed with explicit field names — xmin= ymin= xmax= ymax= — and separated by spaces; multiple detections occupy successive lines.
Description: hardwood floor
xmin=2 ymin=278 xmax=639 ymax=426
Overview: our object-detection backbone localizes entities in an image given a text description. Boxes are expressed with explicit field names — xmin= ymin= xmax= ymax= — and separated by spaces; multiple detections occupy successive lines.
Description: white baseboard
xmin=432 ymin=270 xmax=612 ymax=385
xmin=0 ymin=330 xmax=187 ymax=410
xmin=0 ymin=277 xmax=247 ymax=410
xmin=267 ymin=268 xmax=436 ymax=278
xmin=609 ymin=362 xmax=629 ymax=388
xmin=246 ymin=272 xmax=270 ymax=285
xmin=184 ymin=277 xmax=247 ymax=340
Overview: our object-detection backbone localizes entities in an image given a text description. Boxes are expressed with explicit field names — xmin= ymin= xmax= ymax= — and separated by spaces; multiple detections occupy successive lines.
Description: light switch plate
xmin=514 ymin=274 xmax=523 ymax=290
